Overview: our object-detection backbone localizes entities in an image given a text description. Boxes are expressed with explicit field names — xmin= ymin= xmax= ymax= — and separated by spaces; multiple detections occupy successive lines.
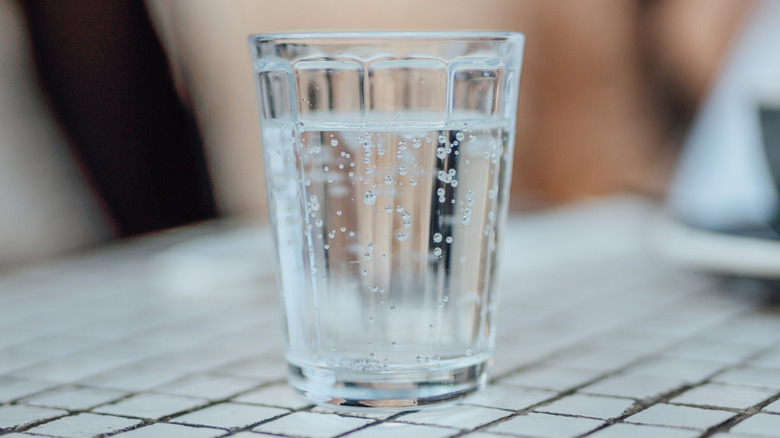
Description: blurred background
xmin=0 ymin=0 xmax=757 ymax=269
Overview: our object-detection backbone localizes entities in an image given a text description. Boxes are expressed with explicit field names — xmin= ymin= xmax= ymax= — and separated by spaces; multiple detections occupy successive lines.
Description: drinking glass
xmin=249 ymin=32 xmax=525 ymax=409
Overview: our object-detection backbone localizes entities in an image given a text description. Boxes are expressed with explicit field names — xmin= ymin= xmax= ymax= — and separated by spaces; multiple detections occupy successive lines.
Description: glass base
xmin=287 ymin=360 xmax=489 ymax=410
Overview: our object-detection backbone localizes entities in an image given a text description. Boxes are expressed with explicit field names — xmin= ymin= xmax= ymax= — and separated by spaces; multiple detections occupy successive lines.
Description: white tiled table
xmin=2 ymin=197 xmax=780 ymax=438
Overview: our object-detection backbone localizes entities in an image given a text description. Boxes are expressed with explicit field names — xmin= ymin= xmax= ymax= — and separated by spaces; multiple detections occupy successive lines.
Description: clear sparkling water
xmin=262 ymin=118 xmax=513 ymax=376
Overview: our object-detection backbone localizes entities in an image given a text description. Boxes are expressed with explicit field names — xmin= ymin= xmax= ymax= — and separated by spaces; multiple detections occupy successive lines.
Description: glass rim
xmin=248 ymin=30 xmax=524 ymax=44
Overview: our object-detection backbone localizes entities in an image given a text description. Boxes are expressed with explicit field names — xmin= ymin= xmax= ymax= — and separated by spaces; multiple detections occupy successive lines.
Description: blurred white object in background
xmin=0 ymin=0 xmax=110 ymax=268
xmin=669 ymin=0 xmax=780 ymax=229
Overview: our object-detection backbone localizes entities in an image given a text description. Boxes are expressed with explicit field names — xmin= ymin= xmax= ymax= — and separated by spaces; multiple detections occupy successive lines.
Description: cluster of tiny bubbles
xmin=402 ymin=210 xmax=412 ymax=228
xmin=462 ymin=207 xmax=473 ymax=225
xmin=437 ymin=168 xmax=456 ymax=184
xmin=437 ymin=296 xmax=449 ymax=307
xmin=328 ymin=230 xmax=336 ymax=238
xmin=398 ymin=166 xmax=408 ymax=176
xmin=466 ymin=190 xmax=475 ymax=206
xmin=412 ymin=138 xmax=422 ymax=148
xmin=308 ymin=195 xmax=320 ymax=211
xmin=433 ymin=247 xmax=442 ymax=257
xmin=437 ymin=188 xmax=446 ymax=203
xmin=307 ymin=145 xmax=320 ymax=154
xmin=396 ymin=231 xmax=408 ymax=242
xmin=410 ymin=178 xmax=418 ymax=187
xmin=433 ymin=233 xmax=443 ymax=243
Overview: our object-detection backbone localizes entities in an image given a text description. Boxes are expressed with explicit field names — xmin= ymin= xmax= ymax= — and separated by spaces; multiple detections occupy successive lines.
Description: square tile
xmin=487 ymin=413 xmax=604 ymax=437
xmin=713 ymin=367 xmax=780 ymax=390
xmin=627 ymin=356 xmax=727 ymax=383
xmin=26 ymin=413 xmax=141 ymax=437
xmin=625 ymin=403 xmax=734 ymax=430
xmin=397 ymin=405 xmax=511 ymax=429
xmin=94 ymin=393 xmax=209 ymax=419
xmin=113 ymin=423 xmax=224 ymax=438
xmin=172 ymin=402 xmax=287 ymax=429
xmin=0 ymin=405 xmax=67 ymax=429
xmin=763 ymin=398 xmax=780 ymax=414
xmin=21 ymin=386 xmax=126 ymax=410
xmin=500 ymin=366 xmax=602 ymax=392
xmin=79 ymin=364 xmax=185 ymax=392
xmin=536 ymin=394 xmax=634 ymax=420
xmin=548 ymin=347 xmax=645 ymax=373
xmin=666 ymin=339 xmax=760 ymax=364
xmin=581 ymin=374 xmax=686 ymax=400
xmin=671 ymin=383 xmax=776 ymax=409
xmin=310 ymin=405 xmax=400 ymax=420
xmin=234 ymin=384 xmax=311 ymax=410
xmin=730 ymin=413 xmax=780 ymax=437
xmin=0 ymin=377 xmax=54 ymax=403
xmin=158 ymin=374 xmax=259 ymax=400
xmin=462 ymin=385 xmax=556 ymax=411
xmin=255 ymin=411 xmax=372 ymax=438
xmin=587 ymin=423 xmax=701 ymax=438
xmin=343 ymin=422 xmax=455 ymax=438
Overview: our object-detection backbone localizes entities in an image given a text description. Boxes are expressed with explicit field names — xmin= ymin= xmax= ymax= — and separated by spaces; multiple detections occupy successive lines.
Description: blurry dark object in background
xmin=18 ymin=0 xmax=218 ymax=237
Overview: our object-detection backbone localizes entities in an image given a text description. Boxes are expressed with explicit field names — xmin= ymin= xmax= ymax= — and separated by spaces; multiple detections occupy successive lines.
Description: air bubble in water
xmin=451 ymin=180 xmax=458 ymax=187
xmin=385 ymin=205 xmax=393 ymax=214
xmin=363 ymin=191 xmax=377 ymax=206
xmin=438 ymin=133 xmax=447 ymax=143
xmin=437 ymin=188 xmax=445 ymax=197
xmin=367 ymin=242 xmax=375 ymax=250
xmin=315 ymin=219 xmax=323 ymax=227
xmin=403 ymin=220 xmax=412 ymax=228
xmin=330 ymin=138 xmax=339 ymax=147
xmin=436 ymin=147 xmax=447 ymax=160
xmin=433 ymin=233 xmax=442 ymax=243
xmin=434 ymin=247 xmax=442 ymax=256
xmin=328 ymin=230 xmax=336 ymax=238
xmin=401 ymin=211 xmax=411 ymax=220
xmin=396 ymin=204 xmax=404 ymax=213
xmin=396 ymin=232 xmax=408 ymax=242
xmin=455 ymin=131 xmax=465 ymax=142
xmin=397 ymin=140 xmax=407 ymax=150
xmin=391 ymin=341 xmax=398 ymax=348
xmin=412 ymin=138 xmax=422 ymax=148
xmin=398 ymin=166 xmax=408 ymax=176
xmin=445 ymin=236 xmax=453 ymax=244
xmin=384 ymin=176 xmax=393 ymax=185
xmin=340 ymin=226 xmax=346 ymax=232
xmin=390 ymin=305 xmax=398 ymax=312
xmin=410 ymin=178 xmax=418 ymax=186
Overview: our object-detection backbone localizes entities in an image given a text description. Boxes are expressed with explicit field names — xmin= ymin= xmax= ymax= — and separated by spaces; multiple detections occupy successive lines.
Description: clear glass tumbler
xmin=249 ymin=32 xmax=525 ymax=409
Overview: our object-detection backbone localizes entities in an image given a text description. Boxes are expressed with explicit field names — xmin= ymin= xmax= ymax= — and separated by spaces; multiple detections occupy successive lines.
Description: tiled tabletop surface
xmin=2 ymin=197 xmax=780 ymax=438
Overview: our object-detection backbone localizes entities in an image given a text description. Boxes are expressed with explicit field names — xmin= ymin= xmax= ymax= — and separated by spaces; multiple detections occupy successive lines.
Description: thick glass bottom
xmin=287 ymin=360 xmax=489 ymax=410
